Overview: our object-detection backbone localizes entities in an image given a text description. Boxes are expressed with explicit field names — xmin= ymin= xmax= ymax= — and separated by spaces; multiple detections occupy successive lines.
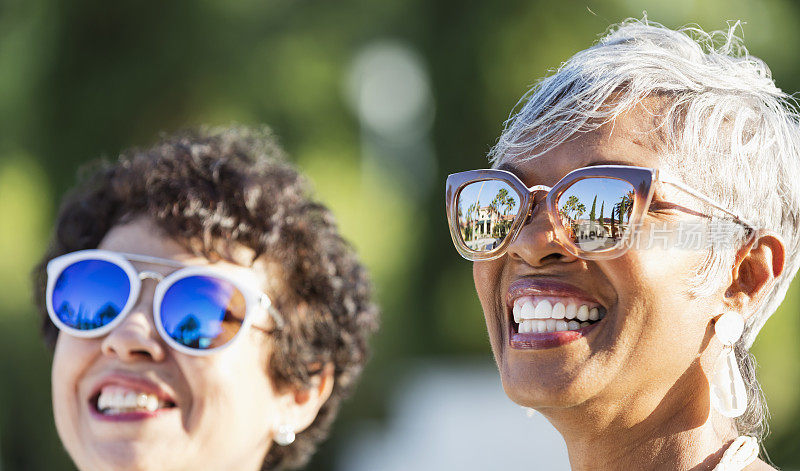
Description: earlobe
xmin=725 ymin=231 xmax=785 ymax=316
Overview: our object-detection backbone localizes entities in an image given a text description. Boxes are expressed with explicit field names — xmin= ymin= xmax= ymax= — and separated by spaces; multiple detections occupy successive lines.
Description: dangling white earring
xmin=274 ymin=424 xmax=296 ymax=446
xmin=710 ymin=312 xmax=747 ymax=418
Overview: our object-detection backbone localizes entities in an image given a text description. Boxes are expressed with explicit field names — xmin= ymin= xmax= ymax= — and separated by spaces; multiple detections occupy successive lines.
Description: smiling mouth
xmin=90 ymin=386 xmax=177 ymax=419
xmin=507 ymin=296 xmax=606 ymax=349
xmin=510 ymin=296 xmax=606 ymax=333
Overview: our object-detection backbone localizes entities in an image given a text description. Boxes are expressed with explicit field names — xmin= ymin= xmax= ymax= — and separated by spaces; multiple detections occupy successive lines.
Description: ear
xmin=724 ymin=231 xmax=786 ymax=319
xmin=273 ymin=363 xmax=335 ymax=436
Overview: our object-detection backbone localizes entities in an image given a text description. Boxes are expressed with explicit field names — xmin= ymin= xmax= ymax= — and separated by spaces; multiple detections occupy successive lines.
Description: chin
xmin=93 ymin=447 xmax=153 ymax=471
xmin=497 ymin=358 xmax=595 ymax=410
xmin=67 ymin=437 xmax=180 ymax=471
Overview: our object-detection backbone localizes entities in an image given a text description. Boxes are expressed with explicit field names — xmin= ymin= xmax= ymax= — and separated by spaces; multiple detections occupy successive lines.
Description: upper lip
xmin=506 ymin=278 xmax=603 ymax=309
xmin=89 ymin=372 xmax=177 ymax=404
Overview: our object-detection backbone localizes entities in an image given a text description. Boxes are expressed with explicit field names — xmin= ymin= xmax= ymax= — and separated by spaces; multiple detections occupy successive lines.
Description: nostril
xmin=129 ymin=349 xmax=157 ymax=360
xmin=540 ymin=253 xmax=564 ymax=263
xmin=103 ymin=343 xmax=161 ymax=362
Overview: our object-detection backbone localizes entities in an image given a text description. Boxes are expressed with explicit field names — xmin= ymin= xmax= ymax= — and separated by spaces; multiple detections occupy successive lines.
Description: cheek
xmin=473 ymin=260 xmax=506 ymax=352
xmin=473 ymin=260 xmax=503 ymax=309
xmin=604 ymin=249 xmax=714 ymax=360
xmin=51 ymin=335 xmax=97 ymax=442
xmin=605 ymin=247 xmax=706 ymax=307
xmin=52 ymin=334 xmax=94 ymax=402
xmin=183 ymin=338 xmax=276 ymax=431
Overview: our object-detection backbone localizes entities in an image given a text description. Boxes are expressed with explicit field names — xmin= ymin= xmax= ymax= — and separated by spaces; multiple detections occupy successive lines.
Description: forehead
xmin=496 ymin=99 xmax=668 ymax=186
xmin=97 ymin=216 xmax=272 ymax=288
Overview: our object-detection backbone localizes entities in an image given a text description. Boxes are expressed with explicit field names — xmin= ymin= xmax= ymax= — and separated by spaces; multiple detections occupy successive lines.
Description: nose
xmin=101 ymin=280 xmax=166 ymax=362
xmin=506 ymin=192 xmax=579 ymax=267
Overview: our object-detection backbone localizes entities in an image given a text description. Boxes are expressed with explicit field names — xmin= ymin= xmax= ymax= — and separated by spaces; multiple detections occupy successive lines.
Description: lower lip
xmin=508 ymin=321 xmax=600 ymax=349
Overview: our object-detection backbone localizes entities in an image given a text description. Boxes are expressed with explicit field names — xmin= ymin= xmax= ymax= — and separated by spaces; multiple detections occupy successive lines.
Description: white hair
xmin=490 ymin=17 xmax=800 ymax=438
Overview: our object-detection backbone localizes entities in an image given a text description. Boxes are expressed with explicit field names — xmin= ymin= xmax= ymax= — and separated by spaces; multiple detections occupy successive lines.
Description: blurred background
xmin=1 ymin=0 xmax=799 ymax=469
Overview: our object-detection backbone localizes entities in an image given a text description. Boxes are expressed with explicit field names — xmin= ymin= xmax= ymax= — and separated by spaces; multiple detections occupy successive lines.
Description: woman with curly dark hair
xmin=32 ymin=125 xmax=378 ymax=471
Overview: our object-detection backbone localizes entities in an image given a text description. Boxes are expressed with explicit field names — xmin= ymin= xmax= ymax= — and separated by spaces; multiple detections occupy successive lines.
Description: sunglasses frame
xmin=446 ymin=164 xmax=756 ymax=261
xmin=46 ymin=249 xmax=285 ymax=356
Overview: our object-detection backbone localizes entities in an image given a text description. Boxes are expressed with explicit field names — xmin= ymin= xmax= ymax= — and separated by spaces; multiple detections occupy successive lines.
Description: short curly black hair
xmin=31 ymin=125 xmax=379 ymax=470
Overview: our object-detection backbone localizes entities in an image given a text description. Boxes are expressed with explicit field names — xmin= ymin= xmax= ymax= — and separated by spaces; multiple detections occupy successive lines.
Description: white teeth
xmin=545 ymin=319 xmax=557 ymax=333
xmin=519 ymin=320 xmax=530 ymax=333
xmin=513 ymin=297 xmax=604 ymax=334
xmin=124 ymin=392 xmax=137 ymax=409
xmin=534 ymin=300 xmax=552 ymax=319
xmin=146 ymin=395 xmax=159 ymax=412
xmin=567 ymin=320 xmax=580 ymax=330
xmin=534 ymin=320 xmax=546 ymax=333
xmin=519 ymin=320 xmax=528 ymax=333
xmin=551 ymin=302 xmax=566 ymax=319
xmin=96 ymin=387 xmax=168 ymax=415
xmin=527 ymin=320 xmax=538 ymax=333
xmin=516 ymin=315 xmax=596 ymax=333
xmin=520 ymin=299 xmax=536 ymax=320
xmin=137 ymin=393 xmax=149 ymax=408
xmin=576 ymin=305 xmax=589 ymax=322
xmin=524 ymin=320 xmax=535 ymax=333
xmin=98 ymin=392 xmax=110 ymax=411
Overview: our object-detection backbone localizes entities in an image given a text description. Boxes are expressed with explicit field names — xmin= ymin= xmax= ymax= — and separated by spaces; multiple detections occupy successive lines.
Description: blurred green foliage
xmin=1 ymin=0 xmax=799 ymax=469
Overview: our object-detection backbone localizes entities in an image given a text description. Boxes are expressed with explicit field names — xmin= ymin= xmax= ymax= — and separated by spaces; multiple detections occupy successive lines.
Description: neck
xmin=540 ymin=375 xmax=739 ymax=471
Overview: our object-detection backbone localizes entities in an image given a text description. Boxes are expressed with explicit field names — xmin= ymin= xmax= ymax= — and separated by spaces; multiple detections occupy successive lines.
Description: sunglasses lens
xmin=51 ymin=259 xmax=131 ymax=330
xmin=556 ymin=177 xmax=636 ymax=252
xmin=456 ymin=179 xmax=520 ymax=253
xmin=160 ymin=276 xmax=247 ymax=350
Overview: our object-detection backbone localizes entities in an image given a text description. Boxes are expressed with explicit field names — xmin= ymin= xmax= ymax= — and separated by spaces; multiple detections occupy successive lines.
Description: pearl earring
xmin=710 ymin=312 xmax=747 ymax=418
xmin=274 ymin=424 xmax=296 ymax=446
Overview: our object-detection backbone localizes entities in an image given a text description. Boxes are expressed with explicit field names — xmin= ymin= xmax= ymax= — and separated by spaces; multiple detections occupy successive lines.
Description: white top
xmin=712 ymin=436 xmax=760 ymax=471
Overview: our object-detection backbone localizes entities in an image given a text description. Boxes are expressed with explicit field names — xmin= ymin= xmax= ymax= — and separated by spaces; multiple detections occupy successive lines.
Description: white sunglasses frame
xmin=45 ymin=249 xmax=285 ymax=356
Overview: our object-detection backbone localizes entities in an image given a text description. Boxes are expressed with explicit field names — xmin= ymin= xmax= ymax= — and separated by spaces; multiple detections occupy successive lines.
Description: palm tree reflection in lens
xmin=454 ymin=174 xmax=639 ymax=257
xmin=163 ymin=276 xmax=246 ymax=350
xmin=557 ymin=178 xmax=636 ymax=252
xmin=457 ymin=180 xmax=519 ymax=253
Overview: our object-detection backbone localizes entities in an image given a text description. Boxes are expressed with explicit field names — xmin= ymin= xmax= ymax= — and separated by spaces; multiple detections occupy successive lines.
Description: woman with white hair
xmin=445 ymin=19 xmax=799 ymax=470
